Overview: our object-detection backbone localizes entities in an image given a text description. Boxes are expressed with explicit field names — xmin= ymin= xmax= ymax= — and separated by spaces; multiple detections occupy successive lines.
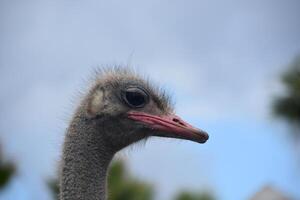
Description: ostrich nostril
xmin=172 ymin=118 xmax=186 ymax=126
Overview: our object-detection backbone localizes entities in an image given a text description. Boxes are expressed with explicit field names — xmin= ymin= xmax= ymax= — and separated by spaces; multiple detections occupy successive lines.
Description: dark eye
xmin=122 ymin=87 xmax=149 ymax=108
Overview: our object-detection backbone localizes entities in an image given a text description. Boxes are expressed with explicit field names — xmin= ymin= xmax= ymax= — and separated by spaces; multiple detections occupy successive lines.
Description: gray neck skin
xmin=60 ymin=116 xmax=115 ymax=200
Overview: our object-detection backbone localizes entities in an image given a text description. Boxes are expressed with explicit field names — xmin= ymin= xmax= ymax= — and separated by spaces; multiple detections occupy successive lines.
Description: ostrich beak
xmin=127 ymin=111 xmax=209 ymax=143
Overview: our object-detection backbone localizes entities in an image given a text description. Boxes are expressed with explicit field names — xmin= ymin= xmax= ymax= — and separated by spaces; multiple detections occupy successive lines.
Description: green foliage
xmin=0 ymin=146 xmax=15 ymax=189
xmin=273 ymin=56 xmax=300 ymax=131
xmin=175 ymin=191 xmax=215 ymax=200
xmin=107 ymin=160 xmax=153 ymax=200
xmin=48 ymin=179 xmax=60 ymax=200
xmin=0 ymin=163 xmax=15 ymax=189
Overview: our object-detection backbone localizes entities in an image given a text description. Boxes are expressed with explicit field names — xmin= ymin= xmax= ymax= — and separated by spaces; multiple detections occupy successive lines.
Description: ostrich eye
xmin=122 ymin=87 xmax=149 ymax=108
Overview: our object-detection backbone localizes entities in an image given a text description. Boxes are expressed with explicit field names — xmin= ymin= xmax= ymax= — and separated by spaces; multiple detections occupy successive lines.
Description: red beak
xmin=127 ymin=111 xmax=209 ymax=143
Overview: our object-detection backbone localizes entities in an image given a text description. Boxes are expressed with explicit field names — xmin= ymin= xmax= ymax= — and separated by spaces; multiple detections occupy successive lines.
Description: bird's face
xmin=86 ymin=75 xmax=208 ymax=150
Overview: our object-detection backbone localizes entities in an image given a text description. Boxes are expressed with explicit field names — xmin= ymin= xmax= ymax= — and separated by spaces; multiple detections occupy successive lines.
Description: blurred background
xmin=0 ymin=0 xmax=300 ymax=200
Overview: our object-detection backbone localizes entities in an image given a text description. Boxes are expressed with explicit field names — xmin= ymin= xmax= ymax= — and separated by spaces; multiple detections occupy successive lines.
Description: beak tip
xmin=198 ymin=131 xmax=209 ymax=143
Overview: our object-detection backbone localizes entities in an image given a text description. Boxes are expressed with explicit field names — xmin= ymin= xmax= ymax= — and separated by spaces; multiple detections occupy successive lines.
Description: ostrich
xmin=60 ymin=68 xmax=209 ymax=200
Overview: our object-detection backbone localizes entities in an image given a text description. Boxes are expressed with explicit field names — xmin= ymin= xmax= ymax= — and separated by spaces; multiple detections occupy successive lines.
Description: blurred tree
xmin=107 ymin=160 xmax=153 ymax=200
xmin=175 ymin=191 xmax=215 ymax=200
xmin=0 ymin=144 xmax=15 ymax=189
xmin=48 ymin=179 xmax=59 ymax=200
xmin=273 ymin=56 xmax=300 ymax=137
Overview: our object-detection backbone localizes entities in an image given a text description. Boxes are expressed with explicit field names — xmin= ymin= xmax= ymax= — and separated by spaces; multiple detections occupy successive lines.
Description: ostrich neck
xmin=60 ymin=116 xmax=114 ymax=200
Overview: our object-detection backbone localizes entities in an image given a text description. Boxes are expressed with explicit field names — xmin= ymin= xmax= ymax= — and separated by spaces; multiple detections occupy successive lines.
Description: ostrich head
xmin=60 ymin=68 xmax=209 ymax=200
xmin=83 ymin=68 xmax=208 ymax=151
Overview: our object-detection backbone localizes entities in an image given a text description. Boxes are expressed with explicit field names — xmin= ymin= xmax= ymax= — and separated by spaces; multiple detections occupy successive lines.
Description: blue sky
xmin=1 ymin=0 xmax=300 ymax=199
